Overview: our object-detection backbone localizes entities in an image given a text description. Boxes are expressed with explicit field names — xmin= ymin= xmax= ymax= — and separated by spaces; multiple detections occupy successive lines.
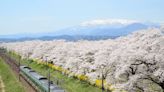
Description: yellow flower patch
xmin=62 ymin=69 xmax=70 ymax=75
xmin=95 ymin=79 xmax=107 ymax=88
xmin=77 ymin=75 xmax=88 ymax=81
xmin=33 ymin=58 xmax=122 ymax=92
xmin=48 ymin=63 xmax=53 ymax=67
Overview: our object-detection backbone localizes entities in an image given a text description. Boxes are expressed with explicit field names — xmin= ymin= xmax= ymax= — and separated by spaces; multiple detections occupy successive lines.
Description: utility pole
xmin=100 ymin=65 xmax=105 ymax=92
xmin=102 ymin=69 xmax=105 ymax=92
xmin=18 ymin=55 xmax=21 ymax=81
xmin=45 ymin=56 xmax=50 ymax=92
xmin=48 ymin=69 xmax=50 ymax=92
xmin=27 ymin=53 xmax=30 ymax=67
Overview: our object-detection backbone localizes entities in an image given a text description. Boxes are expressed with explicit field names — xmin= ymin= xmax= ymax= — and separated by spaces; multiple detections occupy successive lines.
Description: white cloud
xmin=81 ymin=19 xmax=139 ymax=26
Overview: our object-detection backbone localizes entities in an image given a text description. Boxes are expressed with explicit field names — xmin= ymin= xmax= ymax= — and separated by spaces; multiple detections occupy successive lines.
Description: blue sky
xmin=0 ymin=0 xmax=164 ymax=35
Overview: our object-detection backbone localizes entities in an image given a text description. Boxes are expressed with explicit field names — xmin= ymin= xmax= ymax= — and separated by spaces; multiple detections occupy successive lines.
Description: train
xmin=20 ymin=66 xmax=65 ymax=92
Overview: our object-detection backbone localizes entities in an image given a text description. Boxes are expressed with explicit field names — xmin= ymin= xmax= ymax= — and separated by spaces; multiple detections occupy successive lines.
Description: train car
xmin=20 ymin=66 xmax=65 ymax=92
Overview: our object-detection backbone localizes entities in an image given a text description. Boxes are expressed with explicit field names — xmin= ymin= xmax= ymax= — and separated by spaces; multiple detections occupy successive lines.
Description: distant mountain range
xmin=0 ymin=19 xmax=160 ymax=42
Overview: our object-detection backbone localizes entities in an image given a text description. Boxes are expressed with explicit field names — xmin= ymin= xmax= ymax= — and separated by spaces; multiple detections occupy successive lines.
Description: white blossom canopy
xmin=1 ymin=27 xmax=164 ymax=92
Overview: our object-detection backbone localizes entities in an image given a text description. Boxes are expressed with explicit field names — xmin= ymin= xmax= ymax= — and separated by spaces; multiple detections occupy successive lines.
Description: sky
xmin=0 ymin=0 xmax=164 ymax=35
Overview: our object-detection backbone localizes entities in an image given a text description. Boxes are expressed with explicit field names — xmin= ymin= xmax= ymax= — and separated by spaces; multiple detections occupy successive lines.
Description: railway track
xmin=0 ymin=49 xmax=38 ymax=92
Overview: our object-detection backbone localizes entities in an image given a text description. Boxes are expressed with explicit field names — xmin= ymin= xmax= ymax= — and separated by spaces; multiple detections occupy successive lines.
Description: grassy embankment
xmin=8 ymin=51 xmax=106 ymax=92
xmin=0 ymin=58 xmax=25 ymax=92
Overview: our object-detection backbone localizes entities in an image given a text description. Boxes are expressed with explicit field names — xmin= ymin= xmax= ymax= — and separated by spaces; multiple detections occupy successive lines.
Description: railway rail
xmin=0 ymin=48 xmax=38 ymax=92
xmin=0 ymin=48 xmax=65 ymax=92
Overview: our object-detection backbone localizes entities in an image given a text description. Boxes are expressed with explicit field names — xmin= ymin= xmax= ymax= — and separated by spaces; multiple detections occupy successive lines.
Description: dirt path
xmin=0 ymin=76 xmax=5 ymax=92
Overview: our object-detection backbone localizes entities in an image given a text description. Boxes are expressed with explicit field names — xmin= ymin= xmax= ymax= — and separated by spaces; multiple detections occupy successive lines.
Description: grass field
xmin=0 ymin=58 xmax=25 ymax=92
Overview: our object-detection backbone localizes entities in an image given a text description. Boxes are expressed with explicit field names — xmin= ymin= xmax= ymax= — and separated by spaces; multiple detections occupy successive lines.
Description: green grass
xmin=0 ymin=58 xmax=25 ymax=92
xmin=8 ymin=51 xmax=104 ymax=92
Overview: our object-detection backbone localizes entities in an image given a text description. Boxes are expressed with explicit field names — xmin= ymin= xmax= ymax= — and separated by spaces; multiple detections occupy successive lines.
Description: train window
xmin=29 ymin=70 xmax=35 ymax=72
xmin=24 ymin=67 xmax=31 ymax=69
xmin=39 ymin=77 xmax=47 ymax=80
xmin=50 ymin=81 xmax=53 ymax=84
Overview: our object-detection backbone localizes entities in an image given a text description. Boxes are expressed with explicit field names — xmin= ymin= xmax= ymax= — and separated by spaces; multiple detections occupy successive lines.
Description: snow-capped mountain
xmin=0 ymin=19 xmax=160 ymax=42
xmin=51 ymin=19 xmax=160 ymax=36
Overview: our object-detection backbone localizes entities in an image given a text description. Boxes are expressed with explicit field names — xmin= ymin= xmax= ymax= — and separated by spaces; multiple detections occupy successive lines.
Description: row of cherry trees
xmin=1 ymin=27 xmax=164 ymax=92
